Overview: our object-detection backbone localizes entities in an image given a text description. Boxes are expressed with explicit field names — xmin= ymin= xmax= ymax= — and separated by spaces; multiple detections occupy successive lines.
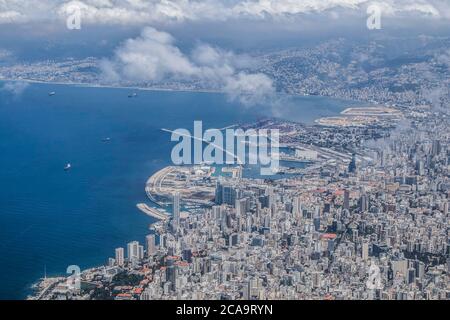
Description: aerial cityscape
xmin=0 ymin=0 xmax=448 ymax=302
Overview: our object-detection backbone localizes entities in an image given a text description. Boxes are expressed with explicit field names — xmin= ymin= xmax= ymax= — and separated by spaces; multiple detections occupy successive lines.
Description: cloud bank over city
xmin=100 ymin=27 xmax=275 ymax=105
xmin=0 ymin=0 xmax=449 ymax=25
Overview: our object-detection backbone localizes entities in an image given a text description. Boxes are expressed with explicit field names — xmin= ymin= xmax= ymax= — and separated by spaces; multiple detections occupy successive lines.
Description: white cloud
xmin=55 ymin=0 xmax=230 ymax=25
xmin=104 ymin=27 xmax=197 ymax=81
xmin=0 ymin=0 xmax=448 ymax=25
xmin=0 ymin=10 xmax=25 ymax=23
xmin=101 ymin=27 xmax=275 ymax=105
xmin=232 ymin=0 xmax=365 ymax=17
xmin=224 ymin=72 xmax=275 ymax=105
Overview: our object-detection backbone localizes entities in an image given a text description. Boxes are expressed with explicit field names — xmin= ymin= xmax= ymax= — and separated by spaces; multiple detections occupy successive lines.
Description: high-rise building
xmin=293 ymin=196 xmax=302 ymax=217
xmin=343 ymin=189 xmax=350 ymax=210
xmin=115 ymin=247 xmax=124 ymax=266
xmin=138 ymin=245 xmax=144 ymax=260
xmin=223 ymin=185 xmax=237 ymax=206
xmin=172 ymin=192 xmax=180 ymax=230
xmin=235 ymin=198 xmax=247 ymax=217
xmin=407 ymin=268 xmax=416 ymax=285
xmin=215 ymin=181 xmax=239 ymax=206
xmin=416 ymin=160 xmax=425 ymax=175
xmin=166 ymin=257 xmax=177 ymax=291
xmin=146 ymin=234 xmax=156 ymax=257
xmin=348 ymin=153 xmax=357 ymax=173
xmin=215 ymin=181 xmax=223 ymax=204
xmin=362 ymin=240 xmax=369 ymax=261
xmin=312 ymin=272 xmax=321 ymax=288
xmin=359 ymin=194 xmax=369 ymax=212
xmin=414 ymin=260 xmax=425 ymax=279
xmin=266 ymin=186 xmax=275 ymax=208
xmin=431 ymin=140 xmax=441 ymax=156
xmin=127 ymin=241 xmax=140 ymax=262
xmin=229 ymin=233 xmax=239 ymax=247
xmin=258 ymin=195 xmax=270 ymax=209
xmin=212 ymin=205 xmax=221 ymax=222
xmin=313 ymin=217 xmax=320 ymax=231
xmin=159 ymin=233 xmax=167 ymax=249
xmin=249 ymin=278 xmax=259 ymax=299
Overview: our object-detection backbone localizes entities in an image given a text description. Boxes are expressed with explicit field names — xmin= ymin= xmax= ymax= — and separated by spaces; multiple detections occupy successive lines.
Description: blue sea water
xmin=0 ymin=81 xmax=356 ymax=299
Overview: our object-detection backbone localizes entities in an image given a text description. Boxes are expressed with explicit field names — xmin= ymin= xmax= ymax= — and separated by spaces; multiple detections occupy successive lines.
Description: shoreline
xmin=12 ymin=78 xmax=382 ymax=300
xmin=0 ymin=77 xmax=230 ymax=95
xmin=0 ymin=77 xmax=361 ymax=103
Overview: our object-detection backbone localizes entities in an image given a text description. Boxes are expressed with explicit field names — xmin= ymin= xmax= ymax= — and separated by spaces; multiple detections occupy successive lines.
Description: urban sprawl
xmin=18 ymin=35 xmax=449 ymax=301
xmin=30 ymin=102 xmax=450 ymax=300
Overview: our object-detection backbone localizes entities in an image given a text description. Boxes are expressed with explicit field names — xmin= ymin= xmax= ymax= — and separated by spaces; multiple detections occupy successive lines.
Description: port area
xmin=316 ymin=106 xmax=402 ymax=127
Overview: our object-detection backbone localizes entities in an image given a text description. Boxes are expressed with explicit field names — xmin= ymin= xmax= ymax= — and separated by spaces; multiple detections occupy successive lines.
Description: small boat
xmin=48 ymin=92 xmax=56 ymax=96
xmin=128 ymin=92 xmax=137 ymax=98
xmin=64 ymin=163 xmax=71 ymax=171
xmin=102 ymin=137 xmax=111 ymax=142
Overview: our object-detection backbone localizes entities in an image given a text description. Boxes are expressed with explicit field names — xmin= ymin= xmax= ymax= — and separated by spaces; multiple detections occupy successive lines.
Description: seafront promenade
xmin=136 ymin=203 xmax=170 ymax=221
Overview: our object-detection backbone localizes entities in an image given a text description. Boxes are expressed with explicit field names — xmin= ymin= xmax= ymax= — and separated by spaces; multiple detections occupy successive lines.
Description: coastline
xmin=0 ymin=77 xmax=361 ymax=104
xmin=11 ymin=78 xmax=372 ymax=300
xmin=0 ymin=77 xmax=226 ymax=95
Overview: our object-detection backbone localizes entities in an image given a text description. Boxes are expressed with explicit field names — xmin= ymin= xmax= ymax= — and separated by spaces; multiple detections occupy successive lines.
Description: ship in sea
xmin=102 ymin=137 xmax=111 ymax=142
xmin=64 ymin=163 xmax=71 ymax=171
xmin=128 ymin=92 xmax=137 ymax=98
xmin=48 ymin=92 xmax=56 ymax=96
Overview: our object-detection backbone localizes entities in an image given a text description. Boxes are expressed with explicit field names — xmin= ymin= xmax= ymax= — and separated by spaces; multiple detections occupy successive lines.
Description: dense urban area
xmin=29 ymin=102 xmax=449 ymax=300
xmin=6 ymin=35 xmax=447 ymax=301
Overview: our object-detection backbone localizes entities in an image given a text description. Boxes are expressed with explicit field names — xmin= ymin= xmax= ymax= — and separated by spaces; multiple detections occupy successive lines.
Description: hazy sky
xmin=0 ymin=1 xmax=447 ymax=58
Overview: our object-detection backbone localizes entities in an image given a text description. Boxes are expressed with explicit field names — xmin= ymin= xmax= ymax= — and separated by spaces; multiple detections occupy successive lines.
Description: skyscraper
xmin=348 ymin=153 xmax=357 ymax=173
xmin=173 ymin=192 xmax=180 ymax=229
xmin=215 ymin=181 xmax=223 ymax=205
xmin=343 ymin=189 xmax=350 ymax=210
xmin=293 ymin=196 xmax=302 ymax=217
xmin=138 ymin=245 xmax=144 ymax=260
xmin=359 ymin=194 xmax=369 ymax=213
xmin=146 ymin=234 xmax=156 ymax=257
xmin=235 ymin=198 xmax=247 ymax=217
xmin=312 ymin=272 xmax=321 ymax=288
xmin=115 ymin=247 xmax=124 ymax=266
xmin=431 ymin=140 xmax=441 ymax=156
xmin=173 ymin=192 xmax=180 ymax=230
xmin=223 ymin=185 xmax=237 ymax=206
xmin=127 ymin=241 xmax=140 ymax=262
xmin=215 ymin=181 xmax=239 ymax=206
xmin=166 ymin=257 xmax=177 ymax=291
xmin=362 ymin=240 xmax=369 ymax=261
